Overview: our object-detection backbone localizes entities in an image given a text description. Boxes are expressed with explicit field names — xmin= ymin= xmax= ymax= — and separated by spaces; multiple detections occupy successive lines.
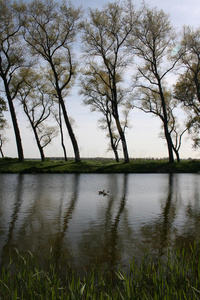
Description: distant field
xmin=0 ymin=158 xmax=200 ymax=173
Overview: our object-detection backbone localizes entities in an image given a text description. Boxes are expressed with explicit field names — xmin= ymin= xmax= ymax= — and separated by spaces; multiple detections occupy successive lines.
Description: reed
xmin=0 ymin=242 xmax=200 ymax=299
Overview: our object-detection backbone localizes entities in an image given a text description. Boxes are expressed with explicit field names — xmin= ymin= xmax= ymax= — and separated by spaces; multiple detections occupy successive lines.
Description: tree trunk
xmin=173 ymin=148 xmax=180 ymax=162
xmin=106 ymin=114 xmax=119 ymax=162
xmin=61 ymin=136 xmax=68 ymax=162
xmin=158 ymin=81 xmax=174 ymax=164
xmin=112 ymin=85 xmax=129 ymax=163
xmin=31 ymin=124 xmax=45 ymax=162
xmin=59 ymin=103 xmax=67 ymax=161
xmin=59 ymin=96 xmax=81 ymax=163
xmin=114 ymin=117 xmax=129 ymax=163
xmin=0 ymin=137 xmax=4 ymax=158
xmin=0 ymin=149 xmax=4 ymax=158
xmin=3 ymin=77 xmax=24 ymax=162
xmin=49 ymin=60 xmax=81 ymax=163
xmin=0 ymin=146 xmax=4 ymax=158
xmin=114 ymin=149 xmax=119 ymax=162
xmin=164 ymin=125 xmax=175 ymax=164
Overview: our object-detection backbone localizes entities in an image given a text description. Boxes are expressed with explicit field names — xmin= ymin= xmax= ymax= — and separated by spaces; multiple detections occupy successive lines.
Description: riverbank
xmin=0 ymin=242 xmax=200 ymax=299
xmin=0 ymin=157 xmax=200 ymax=173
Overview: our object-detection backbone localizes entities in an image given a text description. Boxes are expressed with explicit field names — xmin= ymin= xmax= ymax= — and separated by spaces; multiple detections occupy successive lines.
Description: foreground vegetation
xmin=0 ymin=157 xmax=200 ymax=174
xmin=0 ymin=242 xmax=200 ymax=299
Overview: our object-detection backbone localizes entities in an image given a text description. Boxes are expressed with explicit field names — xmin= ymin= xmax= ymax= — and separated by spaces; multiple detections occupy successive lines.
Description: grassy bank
xmin=0 ymin=243 xmax=200 ymax=299
xmin=0 ymin=158 xmax=200 ymax=173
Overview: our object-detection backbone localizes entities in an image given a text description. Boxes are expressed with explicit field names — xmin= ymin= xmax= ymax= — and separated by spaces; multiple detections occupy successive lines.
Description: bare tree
xmin=23 ymin=0 xmax=81 ymax=162
xmin=128 ymin=5 xmax=182 ymax=163
xmin=0 ymin=0 xmax=26 ymax=161
xmin=17 ymin=68 xmax=57 ymax=161
xmin=81 ymin=0 xmax=138 ymax=163
xmin=80 ymin=67 xmax=131 ymax=161
xmin=174 ymin=26 xmax=200 ymax=148
xmin=134 ymin=87 xmax=187 ymax=162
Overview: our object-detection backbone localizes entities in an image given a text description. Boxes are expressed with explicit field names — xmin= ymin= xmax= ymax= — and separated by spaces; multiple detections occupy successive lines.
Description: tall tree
xmin=174 ymin=26 xmax=200 ymax=147
xmin=0 ymin=0 xmax=26 ymax=161
xmin=81 ymin=0 xmax=138 ymax=163
xmin=23 ymin=0 xmax=81 ymax=162
xmin=80 ymin=68 xmax=130 ymax=162
xmin=17 ymin=68 xmax=57 ymax=161
xmin=133 ymin=87 xmax=187 ymax=162
xmin=128 ymin=5 xmax=182 ymax=163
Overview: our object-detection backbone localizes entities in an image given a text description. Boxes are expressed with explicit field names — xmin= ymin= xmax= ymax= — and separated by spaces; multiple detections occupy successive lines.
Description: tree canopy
xmin=81 ymin=0 xmax=138 ymax=163
xmin=128 ymin=5 xmax=184 ymax=163
xmin=0 ymin=0 xmax=199 ymax=162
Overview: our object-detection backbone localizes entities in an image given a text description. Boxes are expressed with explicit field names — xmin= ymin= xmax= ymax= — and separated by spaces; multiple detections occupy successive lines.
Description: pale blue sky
xmin=3 ymin=0 xmax=200 ymax=159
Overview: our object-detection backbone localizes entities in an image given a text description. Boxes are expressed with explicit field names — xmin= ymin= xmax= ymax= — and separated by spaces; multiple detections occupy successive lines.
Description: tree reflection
xmin=0 ymin=173 xmax=200 ymax=275
xmin=52 ymin=174 xmax=80 ymax=268
xmin=76 ymin=174 xmax=134 ymax=271
xmin=109 ymin=175 xmax=128 ymax=268
xmin=175 ymin=179 xmax=200 ymax=249
xmin=140 ymin=174 xmax=178 ymax=256
xmin=0 ymin=174 xmax=24 ymax=267
xmin=0 ymin=174 xmax=81 ymax=271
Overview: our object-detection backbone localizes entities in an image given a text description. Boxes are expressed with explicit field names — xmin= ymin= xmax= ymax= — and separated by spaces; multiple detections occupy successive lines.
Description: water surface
xmin=0 ymin=173 xmax=199 ymax=272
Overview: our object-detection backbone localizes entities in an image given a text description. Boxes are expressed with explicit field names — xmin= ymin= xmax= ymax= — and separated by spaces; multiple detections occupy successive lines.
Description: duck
xmin=99 ymin=190 xmax=105 ymax=195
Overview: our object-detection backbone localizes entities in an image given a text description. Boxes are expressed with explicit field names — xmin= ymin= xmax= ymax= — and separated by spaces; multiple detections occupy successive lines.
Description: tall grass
xmin=0 ymin=243 xmax=200 ymax=299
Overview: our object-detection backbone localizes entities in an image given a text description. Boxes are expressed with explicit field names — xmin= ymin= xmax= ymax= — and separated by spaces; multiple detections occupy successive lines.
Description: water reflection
xmin=52 ymin=174 xmax=80 ymax=267
xmin=140 ymin=174 xmax=178 ymax=256
xmin=0 ymin=173 xmax=199 ymax=273
xmin=0 ymin=174 xmax=25 ymax=267
xmin=175 ymin=175 xmax=200 ymax=248
xmin=77 ymin=174 xmax=131 ymax=270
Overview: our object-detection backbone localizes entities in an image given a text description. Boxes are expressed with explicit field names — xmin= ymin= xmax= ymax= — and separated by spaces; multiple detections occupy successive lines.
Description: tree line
xmin=0 ymin=0 xmax=199 ymax=163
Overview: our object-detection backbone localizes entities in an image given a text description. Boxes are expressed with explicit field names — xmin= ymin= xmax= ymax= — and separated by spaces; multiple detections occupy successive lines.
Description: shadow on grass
xmin=22 ymin=163 xmax=68 ymax=173
xmin=0 ymin=158 xmax=200 ymax=173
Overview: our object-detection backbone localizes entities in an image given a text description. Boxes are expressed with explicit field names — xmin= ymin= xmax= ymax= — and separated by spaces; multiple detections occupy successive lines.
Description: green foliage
xmin=174 ymin=26 xmax=200 ymax=149
xmin=0 ymin=242 xmax=200 ymax=299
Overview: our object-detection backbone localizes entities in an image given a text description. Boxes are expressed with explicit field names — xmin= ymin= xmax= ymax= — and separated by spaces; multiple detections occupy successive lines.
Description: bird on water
xmin=98 ymin=190 xmax=109 ymax=196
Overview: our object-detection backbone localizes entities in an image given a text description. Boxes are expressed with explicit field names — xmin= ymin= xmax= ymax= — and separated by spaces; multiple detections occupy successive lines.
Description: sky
xmin=3 ymin=0 xmax=200 ymax=160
